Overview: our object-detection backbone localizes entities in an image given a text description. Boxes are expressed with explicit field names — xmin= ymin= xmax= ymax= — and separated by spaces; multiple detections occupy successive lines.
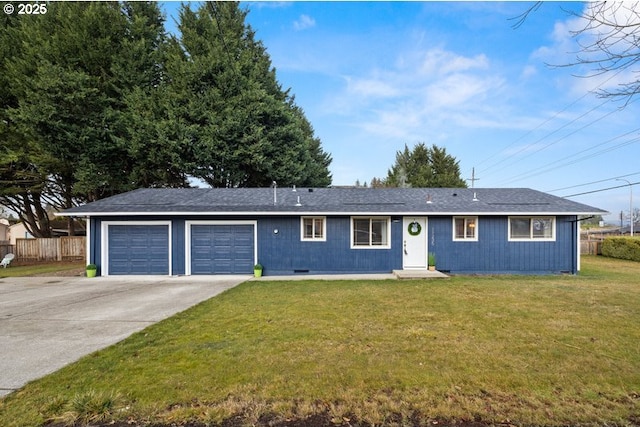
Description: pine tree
xmin=382 ymin=143 xmax=467 ymax=188
xmin=0 ymin=2 xmax=183 ymax=235
xmin=169 ymin=2 xmax=331 ymax=187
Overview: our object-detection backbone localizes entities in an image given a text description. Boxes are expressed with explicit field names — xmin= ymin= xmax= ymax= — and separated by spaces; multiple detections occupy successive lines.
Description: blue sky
xmin=161 ymin=2 xmax=639 ymax=225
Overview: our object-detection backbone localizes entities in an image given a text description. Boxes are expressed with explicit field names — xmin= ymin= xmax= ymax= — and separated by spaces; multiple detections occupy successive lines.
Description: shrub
xmin=53 ymin=389 xmax=125 ymax=425
xmin=601 ymin=236 xmax=640 ymax=262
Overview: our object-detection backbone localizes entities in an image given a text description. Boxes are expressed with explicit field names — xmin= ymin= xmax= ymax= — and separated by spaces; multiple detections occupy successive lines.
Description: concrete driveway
xmin=0 ymin=275 xmax=249 ymax=397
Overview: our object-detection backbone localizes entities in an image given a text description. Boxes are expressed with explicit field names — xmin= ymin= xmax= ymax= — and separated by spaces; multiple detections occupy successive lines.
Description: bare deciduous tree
xmin=569 ymin=2 xmax=640 ymax=102
xmin=514 ymin=2 xmax=640 ymax=103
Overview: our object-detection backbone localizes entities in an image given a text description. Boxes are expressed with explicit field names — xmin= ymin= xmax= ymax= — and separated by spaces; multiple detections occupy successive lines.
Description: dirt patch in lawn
xmin=47 ymin=414 xmax=496 ymax=427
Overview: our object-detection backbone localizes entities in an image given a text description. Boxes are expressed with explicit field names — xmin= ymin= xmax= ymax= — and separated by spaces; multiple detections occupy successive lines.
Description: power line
xmin=504 ymin=131 xmax=640 ymax=184
xmin=563 ymin=181 xmax=640 ymax=198
xmin=547 ymin=171 xmax=640 ymax=193
xmin=479 ymin=98 xmax=612 ymax=178
xmin=474 ymin=91 xmax=593 ymax=170
xmin=476 ymin=68 xmax=627 ymax=174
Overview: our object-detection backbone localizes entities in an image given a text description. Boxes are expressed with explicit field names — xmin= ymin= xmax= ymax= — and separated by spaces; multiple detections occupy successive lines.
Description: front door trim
xmin=402 ymin=217 xmax=428 ymax=269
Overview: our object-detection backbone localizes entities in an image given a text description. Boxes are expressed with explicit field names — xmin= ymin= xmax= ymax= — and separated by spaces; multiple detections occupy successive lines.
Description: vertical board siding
xmin=90 ymin=219 xmax=101 ymax=273
xmin=257 ymin=216 xmax=403 ymax=275
xmin=172 ymin=219 xmax=185 ymax=275
xmin=89 ymin=214 xmax=577 ymax=276
xmin=431 ymin=216 xmax=576 ymax=274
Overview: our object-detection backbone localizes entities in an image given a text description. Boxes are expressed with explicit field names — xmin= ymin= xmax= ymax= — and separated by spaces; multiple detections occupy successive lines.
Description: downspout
xmin=575 ymin=218 xmax=579 ymax=274
xmin=571 ymin=216 xmax=595 ymax=274
xmin=86 ymin=216 xmax=91 ymax=267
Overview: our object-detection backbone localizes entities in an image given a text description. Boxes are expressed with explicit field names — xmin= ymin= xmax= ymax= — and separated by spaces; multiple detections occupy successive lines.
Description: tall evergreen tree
xmin=1 ymin=2 xmax=126 ymax=236
xmin=382 ymin=143 xmax=467 ymax=188
xmin=1 ymin=1 xmax=332 ymax=236
xmin=169 ymin=2 xmax=331 ymax=187
xmin=1 ymin=2 xmax=184 ymax=236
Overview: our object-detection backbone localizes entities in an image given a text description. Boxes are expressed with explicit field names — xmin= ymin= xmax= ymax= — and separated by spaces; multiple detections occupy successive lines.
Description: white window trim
xmin=101 ymin=220 xmax=172 ymax=276
xmin=452 ymin=216 xmax=478 ymax=242
xmin=300 ymin=216 xmax=327 ymax=242
xmin=185 ymin=220 xmax=257 ymax=276
xmin=508 ymin=216 xmax=556 ymax=242
xmin=350 ymin=216 xmax=391 ymax=249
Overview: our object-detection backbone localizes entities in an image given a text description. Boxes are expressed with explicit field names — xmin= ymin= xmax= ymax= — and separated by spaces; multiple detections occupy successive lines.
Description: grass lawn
xmin=1 ymin=256 xmax=639 ymax=427
xmin=0 ymin=261 xmax=84 ymax=278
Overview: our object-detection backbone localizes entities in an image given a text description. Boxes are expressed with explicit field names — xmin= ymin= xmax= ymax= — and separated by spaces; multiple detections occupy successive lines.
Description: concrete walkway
xmin=252 ymin=273 xmax=397 ymax=281
xmin=252 ymin=270 xmax=449 ymax=281
xmin=0 ymin=275 xmax=248 ymax=397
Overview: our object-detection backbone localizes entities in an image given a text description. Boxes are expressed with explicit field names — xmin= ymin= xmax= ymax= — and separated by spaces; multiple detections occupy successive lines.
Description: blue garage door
xmin=191 ymin=224 xmax=254 ymax=274
xmin=108 ymin=225 xmax=169 ymax=275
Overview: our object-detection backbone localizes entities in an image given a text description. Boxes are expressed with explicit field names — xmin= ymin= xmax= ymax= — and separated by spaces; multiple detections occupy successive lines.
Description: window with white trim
xmin=351 ymin=217 xmax=390 ymax=248
xmin=509 ymin=217 xmax=555 ymax=241
xmin=453 ymin=216 xmax=478 ymax=241
xmin=301 ymin=217 xmax=326 ymax=241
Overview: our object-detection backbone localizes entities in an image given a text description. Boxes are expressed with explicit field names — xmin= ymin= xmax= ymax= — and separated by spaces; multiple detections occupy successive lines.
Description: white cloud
xmin=326 ymin=47 xmax=507 ymax=140
xmin=419 ymin=49 xmax=489 ymax=76
xmin=246 ymin=2 xmax=291 ymax=10
xmin=293 ymin=14 xmax=316 ymax=31
xmin=425 ymin=73 xmax=494 ymax=107
xmin=345 ymin=75 xmax=399 ymax=98
xmin=521 ymin=65 xmax=537 ymax=79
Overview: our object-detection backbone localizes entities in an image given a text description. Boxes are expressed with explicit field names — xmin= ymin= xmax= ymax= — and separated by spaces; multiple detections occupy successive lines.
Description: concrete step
xmin=393 ymin=269 xmax=449 ymax=279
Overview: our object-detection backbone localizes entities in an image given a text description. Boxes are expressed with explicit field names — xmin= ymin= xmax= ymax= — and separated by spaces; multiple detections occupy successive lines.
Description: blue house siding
xmin=172 ymin=219 xmax=186 ymax=275
xmin=257 ymin=216 xmax=403 ymax=275
xmin=429 ymin=215 xmax=578 ymax=274
xmin=88 ymin=214 xmax=578 ymax=276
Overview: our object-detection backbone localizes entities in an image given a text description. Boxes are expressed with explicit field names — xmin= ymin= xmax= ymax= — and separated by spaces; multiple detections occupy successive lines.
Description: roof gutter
xmin=56 ymin=210 xmax=609 ymax=217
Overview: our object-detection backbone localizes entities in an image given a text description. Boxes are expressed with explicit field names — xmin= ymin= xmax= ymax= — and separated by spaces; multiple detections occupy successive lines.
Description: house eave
xmin=56 ymin=210 xmax=607 ymax=217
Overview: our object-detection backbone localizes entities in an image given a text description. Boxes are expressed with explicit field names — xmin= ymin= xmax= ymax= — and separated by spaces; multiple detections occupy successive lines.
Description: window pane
xmin=314 ymin=218 xmax=324 ymax=238
xmin=353 ymin=219 xmax=370 ymax=246
xmin=455 ymin=218 xmax=465 ymax=239
xmin=303 ymin=218 xmax=313 ymax=239
xmin=510 ymin=218 xmax=531 ymax=239
xmin=466 ymin=218 xmax=476 ymax=238
xmin=532 ymin=218 xmax=552 ymax=238
xmin=371 ymin=219 xmax=387 ymax=245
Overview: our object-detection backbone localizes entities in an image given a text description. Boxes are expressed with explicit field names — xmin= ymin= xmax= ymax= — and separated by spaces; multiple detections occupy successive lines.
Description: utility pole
xmin=616 ymin=178 xmax=634 ymax=236
xmin=467 ymin=167 xmax=480 ymax=188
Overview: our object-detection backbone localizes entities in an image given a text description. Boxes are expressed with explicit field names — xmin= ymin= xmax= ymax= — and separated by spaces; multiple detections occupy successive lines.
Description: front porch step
xmin=393 ymin=269 xmax=449 ymax=279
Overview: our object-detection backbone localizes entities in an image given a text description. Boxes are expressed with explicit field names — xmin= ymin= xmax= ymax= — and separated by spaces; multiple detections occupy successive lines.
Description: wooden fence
xmin=0 ymin=244 xmax=14 ymax=259
xmin=15 ymin=237 xmax=86 ymax=261
xmin=581 ymin=239 xmax=603 ymax=255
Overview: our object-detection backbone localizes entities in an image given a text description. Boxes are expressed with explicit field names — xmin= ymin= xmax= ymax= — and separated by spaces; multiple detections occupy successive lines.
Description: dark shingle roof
xmin=59 ymin=187 xmax=607 ymax=216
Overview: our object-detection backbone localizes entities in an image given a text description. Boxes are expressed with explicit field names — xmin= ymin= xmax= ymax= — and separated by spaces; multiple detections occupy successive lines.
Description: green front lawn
xmin=0 ymin=262 xmax=84 ymax=278
xmin=1 ymin=256 xmax=639 ymax=426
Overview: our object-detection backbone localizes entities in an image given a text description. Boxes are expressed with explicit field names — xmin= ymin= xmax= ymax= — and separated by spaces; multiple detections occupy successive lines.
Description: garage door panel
xmin=108 ymin=225 xmax=169 ymax=275
xmin=190 ymin=224 xmax=254 ymax=274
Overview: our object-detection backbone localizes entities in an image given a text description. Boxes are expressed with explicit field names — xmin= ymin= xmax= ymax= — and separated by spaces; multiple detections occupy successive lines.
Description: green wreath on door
xmin=407 ymin=221 xmax=422 ymax=236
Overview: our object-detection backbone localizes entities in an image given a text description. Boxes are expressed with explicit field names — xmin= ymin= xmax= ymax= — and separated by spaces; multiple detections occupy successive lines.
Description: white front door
xmin=403 ymin=217 xmax=428 ymax=269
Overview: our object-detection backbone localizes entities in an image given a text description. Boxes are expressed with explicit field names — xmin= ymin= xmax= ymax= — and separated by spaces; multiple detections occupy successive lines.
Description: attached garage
xmin=103 ymin=222 xmax=171 ymax=275
xmin=187 ymin=221 xmax=256 ymax=275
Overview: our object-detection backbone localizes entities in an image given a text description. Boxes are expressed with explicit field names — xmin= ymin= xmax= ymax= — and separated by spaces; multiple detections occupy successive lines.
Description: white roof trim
xmin=57 ymin=210 xmax=606 ymax=217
